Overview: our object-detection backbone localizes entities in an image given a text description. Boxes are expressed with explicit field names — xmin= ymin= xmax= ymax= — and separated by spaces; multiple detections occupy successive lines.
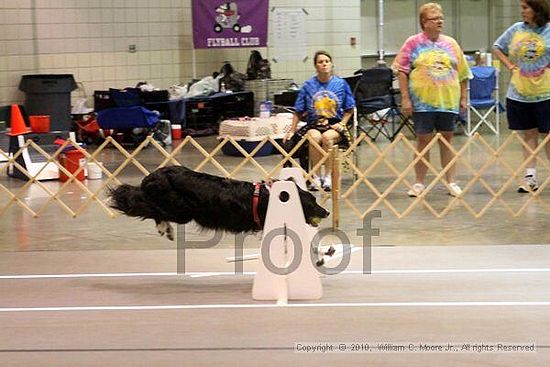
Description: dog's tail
xmin=107 ymin=184 xmax=157 ymax=220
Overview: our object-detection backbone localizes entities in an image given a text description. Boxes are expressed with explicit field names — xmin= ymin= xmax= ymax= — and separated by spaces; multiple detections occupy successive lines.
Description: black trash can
xmin=19 ymin=74 xmax=78 ymax=131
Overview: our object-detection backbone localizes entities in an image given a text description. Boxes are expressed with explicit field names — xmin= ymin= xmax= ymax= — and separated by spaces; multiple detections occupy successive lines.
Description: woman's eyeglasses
xmin=426 ymin=16 xmax=445 ymax=21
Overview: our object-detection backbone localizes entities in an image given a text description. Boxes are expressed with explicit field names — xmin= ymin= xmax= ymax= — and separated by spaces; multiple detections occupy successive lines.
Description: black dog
xmin=108 ymin=166 xmax=329 ymax=240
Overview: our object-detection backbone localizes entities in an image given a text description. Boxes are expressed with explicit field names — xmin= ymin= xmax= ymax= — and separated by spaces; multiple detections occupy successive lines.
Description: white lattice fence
xmin=1 ymin=132 xmax=549 ymax=224
xmin=340 ymin=132 xmax=550 ymax=220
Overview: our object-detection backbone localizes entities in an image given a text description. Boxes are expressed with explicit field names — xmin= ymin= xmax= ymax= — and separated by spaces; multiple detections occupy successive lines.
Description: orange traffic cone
xmin=7 ymin=104 xmax=30 ymax=136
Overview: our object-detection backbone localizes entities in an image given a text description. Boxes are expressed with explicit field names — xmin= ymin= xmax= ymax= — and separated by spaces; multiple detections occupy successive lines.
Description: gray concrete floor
xmin=1 ymin=131 xmax=550 ymax=366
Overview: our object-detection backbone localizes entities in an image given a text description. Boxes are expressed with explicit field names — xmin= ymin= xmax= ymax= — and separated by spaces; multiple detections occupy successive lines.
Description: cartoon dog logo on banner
xmin=214 ymin=2 xmax=241 ymax=33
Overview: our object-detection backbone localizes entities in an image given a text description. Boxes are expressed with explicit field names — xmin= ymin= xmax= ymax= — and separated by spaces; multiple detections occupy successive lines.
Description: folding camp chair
xmin=466 ymin=66 xmax=502 ymax=136
xmin=353 ymin=67 xmax=414 ymax=141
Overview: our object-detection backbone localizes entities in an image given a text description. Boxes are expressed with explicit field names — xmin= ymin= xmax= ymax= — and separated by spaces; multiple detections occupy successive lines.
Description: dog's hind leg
xmin=156 ymin=220 xmax=175 ymax=241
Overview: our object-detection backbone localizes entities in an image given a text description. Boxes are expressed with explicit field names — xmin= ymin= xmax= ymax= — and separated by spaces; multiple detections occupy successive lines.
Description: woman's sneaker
xmin=448 ymin=182 xmax=463 ymax=197
xmin=518 ymin=175 xmax=538 ymax=193
xmin=322 ymin=175 xmax=332 ymax=191
xmin=407 ymin=183 xmax=425 ymax=197
xmin=307 ymin=175 xmax=323 ymax=191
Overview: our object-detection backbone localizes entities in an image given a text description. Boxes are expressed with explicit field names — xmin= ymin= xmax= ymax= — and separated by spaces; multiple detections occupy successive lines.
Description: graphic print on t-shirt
xmin=312 ymin=90 xmax=339 ymax=119
xmin=411 ymin=46 xmax=459 ymax=110
xmin=510 ymin=31 xmax=550 ymax=98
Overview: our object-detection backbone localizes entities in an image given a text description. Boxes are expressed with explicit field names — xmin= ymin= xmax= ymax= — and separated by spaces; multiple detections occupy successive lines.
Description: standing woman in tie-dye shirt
xmin=394 ymin=2 xmax=471 ymax=198
xmin=493 ymin=0 xmax=550 ymax=193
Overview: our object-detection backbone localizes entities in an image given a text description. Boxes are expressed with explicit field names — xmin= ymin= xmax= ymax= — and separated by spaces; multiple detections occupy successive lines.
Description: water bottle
xmin=259 ymin=100 xmax=272 ymax=118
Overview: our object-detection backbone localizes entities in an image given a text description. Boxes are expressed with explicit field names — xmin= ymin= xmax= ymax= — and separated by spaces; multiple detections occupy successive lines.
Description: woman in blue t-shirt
xmin=284 ymin=50 xmax=355 ymax=191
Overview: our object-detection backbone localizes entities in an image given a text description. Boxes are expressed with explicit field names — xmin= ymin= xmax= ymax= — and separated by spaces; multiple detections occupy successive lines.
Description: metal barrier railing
xmin=0 ymin=131 xmax=548 ymax=225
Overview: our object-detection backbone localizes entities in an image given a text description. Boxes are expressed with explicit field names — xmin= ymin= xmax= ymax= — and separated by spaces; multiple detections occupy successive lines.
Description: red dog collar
xmin=252 ymin=182 xmax=262 ymax=230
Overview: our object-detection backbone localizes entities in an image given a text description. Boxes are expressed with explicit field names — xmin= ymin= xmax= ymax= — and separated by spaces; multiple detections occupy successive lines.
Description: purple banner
xmin=192 ymin=0 xmax=269 ymax=49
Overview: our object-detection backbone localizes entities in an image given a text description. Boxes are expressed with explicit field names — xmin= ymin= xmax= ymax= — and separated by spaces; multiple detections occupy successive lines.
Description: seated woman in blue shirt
xmin=284 ymin=50 xmax=355 ymax=191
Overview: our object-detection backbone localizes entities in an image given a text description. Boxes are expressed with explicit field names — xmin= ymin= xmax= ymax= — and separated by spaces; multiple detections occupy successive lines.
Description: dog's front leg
xmin=315 ymin=245 xmax=336 ymax=267
xmin=156 ymin=220 xmax=175 ymax=241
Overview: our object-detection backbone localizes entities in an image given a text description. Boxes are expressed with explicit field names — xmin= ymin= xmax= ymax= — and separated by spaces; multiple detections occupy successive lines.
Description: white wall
xmin=360 ymin=0 xmax=494 ymax=56
xmin=0 ymin=0 xmax=362 ymax=107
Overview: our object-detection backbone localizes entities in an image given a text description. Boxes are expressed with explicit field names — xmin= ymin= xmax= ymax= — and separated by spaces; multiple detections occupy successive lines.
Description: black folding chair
xmin=353 ymin=67 xmax=414 ymax=141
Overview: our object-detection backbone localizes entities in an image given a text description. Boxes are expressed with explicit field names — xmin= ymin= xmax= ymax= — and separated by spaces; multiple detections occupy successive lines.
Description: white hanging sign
xmin=271 ymin=8 xmax=308 ymax=62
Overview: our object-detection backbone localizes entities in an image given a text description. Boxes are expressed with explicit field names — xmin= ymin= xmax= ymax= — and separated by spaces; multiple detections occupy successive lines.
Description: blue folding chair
xmin=466 ymin=66 xmax=502 ymax=136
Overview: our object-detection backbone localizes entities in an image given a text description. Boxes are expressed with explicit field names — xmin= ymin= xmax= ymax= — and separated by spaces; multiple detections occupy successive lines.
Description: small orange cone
xmin=7 ymin=104 xmax=30 ymax=136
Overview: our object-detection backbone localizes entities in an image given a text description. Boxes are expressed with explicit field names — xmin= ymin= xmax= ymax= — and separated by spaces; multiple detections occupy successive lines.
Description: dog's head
xmin=294 ymin=182 xmax=330 ymax=227
xmin=261 ymin=178 xmax=329 ymax=227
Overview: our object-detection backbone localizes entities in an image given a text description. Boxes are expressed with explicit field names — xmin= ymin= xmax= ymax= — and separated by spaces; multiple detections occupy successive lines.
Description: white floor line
xmin=1 ymin=301 xmax=550 ymax=313
xmin=372 ymin=268 xmax=550 ymax=274
xmin=0 ymin=272 xmax=180 ymax=280
xmin=3 ymin=267 xmax=550 ymax=280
